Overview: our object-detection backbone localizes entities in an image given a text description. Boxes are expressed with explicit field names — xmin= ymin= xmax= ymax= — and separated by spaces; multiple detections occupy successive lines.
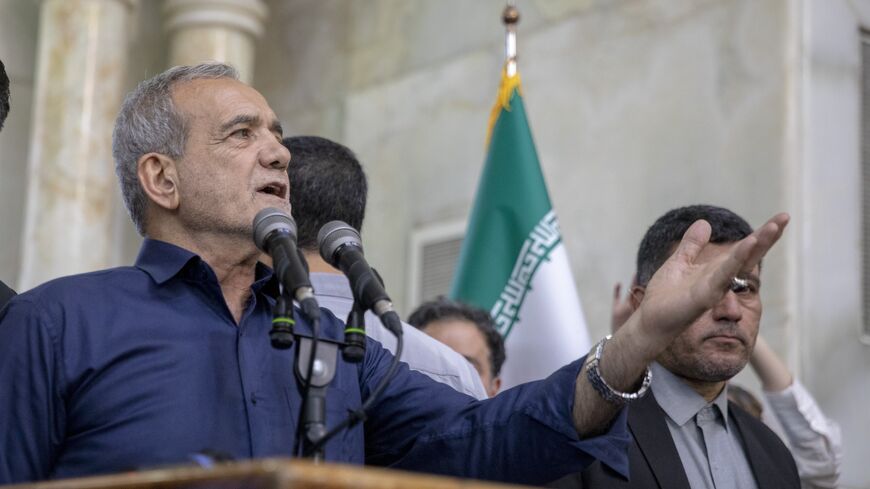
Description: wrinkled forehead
xmin=170 ymin=77 xmax=278 ymax=127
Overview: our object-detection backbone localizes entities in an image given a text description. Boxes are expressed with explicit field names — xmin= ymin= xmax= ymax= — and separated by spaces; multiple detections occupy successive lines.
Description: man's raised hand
xmin=636 ymin=213 xmax=789 ymax=348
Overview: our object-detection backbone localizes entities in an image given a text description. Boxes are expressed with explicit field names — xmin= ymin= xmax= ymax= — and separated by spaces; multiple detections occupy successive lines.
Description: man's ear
xmin=629 ymin=285 xmax=646 ymax=310
xmin=138 ymin=153 xmax=180 ymax=211
xmin=489 ymin=377 xmax=502 ymax=398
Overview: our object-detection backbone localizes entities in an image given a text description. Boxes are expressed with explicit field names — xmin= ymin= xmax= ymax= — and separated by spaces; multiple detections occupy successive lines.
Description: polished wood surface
xmin=4 ymin=458 xmax=535 ymax=489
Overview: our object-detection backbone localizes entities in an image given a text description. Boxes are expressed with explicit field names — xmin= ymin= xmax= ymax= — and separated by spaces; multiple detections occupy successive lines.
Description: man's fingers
xmin=697 ymin=212 xmax=788 ymax=306
xmin=672 ymin=219 xmax=712 ymax=265
xmin=707 ymin=235 xmax=758 ymax=293
xmin=741 ymin=213 xmax=790 ymax=274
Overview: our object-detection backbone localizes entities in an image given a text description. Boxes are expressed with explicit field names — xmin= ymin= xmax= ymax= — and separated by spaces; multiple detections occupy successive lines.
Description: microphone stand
xmin=296 ymin=299 xmax=367 ymax=460
xmin=270 ymin=286 xmax=337 ymax=462
xmin=268 ymin=265 xmax=404 ymax=460
xmin=295 ymin=331 xmax=337 ymax=462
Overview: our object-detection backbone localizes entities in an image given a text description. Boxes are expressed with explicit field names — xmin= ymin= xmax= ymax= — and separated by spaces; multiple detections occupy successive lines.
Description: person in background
xmin=0 ymin=58 xmax=17 ymax=309
xmin=408 ymin=297 xmax=505 ymax=398
xmin=744 ymin=336 xmax=841 ymax=489
xmin=612 ymin=275 xmax=842 ymax=489
xmin=554 ymin=204 xmax=800 ymax=488
xmin=283 ymin=135 xmax=486 ymax=399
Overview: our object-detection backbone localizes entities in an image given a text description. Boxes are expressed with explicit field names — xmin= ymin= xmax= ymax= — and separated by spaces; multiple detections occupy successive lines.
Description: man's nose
xmin=260 ymin=137 xmax=290 ymax=170
xmin=711 ymin=291 xmax=743 ymax=322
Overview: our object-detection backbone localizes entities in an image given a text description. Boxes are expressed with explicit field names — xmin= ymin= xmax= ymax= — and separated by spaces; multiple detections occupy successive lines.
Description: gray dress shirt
xmin=310 ymin=272 xmax=488 ymax=399
xmin=650 ymin=363 xmax=759 ymax=489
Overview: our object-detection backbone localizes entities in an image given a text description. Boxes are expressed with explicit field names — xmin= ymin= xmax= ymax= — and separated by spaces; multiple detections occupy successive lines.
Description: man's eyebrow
xmin=270 ymin=119 xmax=284 ymax=137
xmin=219 ymin=114 xmax=260 ymax=133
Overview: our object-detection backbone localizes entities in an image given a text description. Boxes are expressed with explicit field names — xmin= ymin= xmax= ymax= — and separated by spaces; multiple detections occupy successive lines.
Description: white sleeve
xmin=366 ymin=314 xmax=488 ymax=400
xmin=763 ymin=379 xmax=842 ymax=489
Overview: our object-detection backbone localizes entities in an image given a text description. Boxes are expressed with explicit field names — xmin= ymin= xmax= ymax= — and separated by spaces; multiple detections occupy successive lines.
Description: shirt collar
xmin=135 ymin=238 xmax=279 ymax=296
xmin=650 ymin=362 xmax=731 ymax=429
xmin=135 ymin=239 xmax=201 ymax=285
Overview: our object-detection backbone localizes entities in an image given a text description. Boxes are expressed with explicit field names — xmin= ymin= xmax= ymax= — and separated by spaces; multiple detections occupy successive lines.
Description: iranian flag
xmin=450 ymin=69 xmax=591 ymax=389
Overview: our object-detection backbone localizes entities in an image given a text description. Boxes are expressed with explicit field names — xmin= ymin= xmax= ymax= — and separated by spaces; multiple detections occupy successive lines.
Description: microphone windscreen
xmin=253 ymin=207 xmax=298 ymax=252
xmin=317 ymin=221 xmax=363 ymax=266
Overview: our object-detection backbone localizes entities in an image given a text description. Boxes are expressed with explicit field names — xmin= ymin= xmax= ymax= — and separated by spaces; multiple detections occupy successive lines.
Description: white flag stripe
xmin=498 ymin=243 xmax=591 ymax=389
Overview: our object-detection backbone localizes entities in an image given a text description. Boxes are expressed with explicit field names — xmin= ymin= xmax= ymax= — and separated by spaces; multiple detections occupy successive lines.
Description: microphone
xmin=253 ymin=208 xmax=320 ymax=323
xmin=317 ymin=221 xmax=402 ymax=337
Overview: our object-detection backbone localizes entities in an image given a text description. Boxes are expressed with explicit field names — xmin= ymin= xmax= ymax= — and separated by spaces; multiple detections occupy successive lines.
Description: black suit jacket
xmin=551 ymin=391 xmax=800 ymax=489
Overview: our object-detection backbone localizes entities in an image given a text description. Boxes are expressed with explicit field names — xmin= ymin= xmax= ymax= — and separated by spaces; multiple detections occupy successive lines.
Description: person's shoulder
xmin=11 ymin=266 xmax=144 ymax=309
xmin=399 ymin=319 xmax=468 ymax=363
xmin=0 ymin=267 xmax=145 ymax=340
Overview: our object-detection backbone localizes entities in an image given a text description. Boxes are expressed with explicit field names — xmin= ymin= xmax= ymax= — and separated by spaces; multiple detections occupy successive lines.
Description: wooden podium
xmin=3 ymin=458 xmax=536 ymax=489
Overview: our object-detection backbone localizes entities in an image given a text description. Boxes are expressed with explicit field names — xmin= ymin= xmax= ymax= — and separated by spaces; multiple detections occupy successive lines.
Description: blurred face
xmin=170 ymin=78 xmax=291 ymax=240
xmin=422 ymin=319 xmax=501 ymax=397
xmin=653 ymin=243 xmax=762 ymax=383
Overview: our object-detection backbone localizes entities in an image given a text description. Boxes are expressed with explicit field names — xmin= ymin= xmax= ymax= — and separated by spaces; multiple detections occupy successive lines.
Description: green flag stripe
xmin=451 ymin=84 xmax=555 ymax=316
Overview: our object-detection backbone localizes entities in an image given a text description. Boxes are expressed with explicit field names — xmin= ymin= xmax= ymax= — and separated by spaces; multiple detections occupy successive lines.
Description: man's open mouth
xmin=256 ymin=182 xmax=287 ymax=199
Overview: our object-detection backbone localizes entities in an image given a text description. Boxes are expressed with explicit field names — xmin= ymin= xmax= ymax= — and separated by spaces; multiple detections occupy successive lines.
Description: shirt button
xmin=250 ymin=393 xmax=258 ymax=405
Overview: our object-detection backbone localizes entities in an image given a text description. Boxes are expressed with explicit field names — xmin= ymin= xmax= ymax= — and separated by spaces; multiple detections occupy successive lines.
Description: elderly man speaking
xmin=0 ymin=63 xmax=789 ymax=485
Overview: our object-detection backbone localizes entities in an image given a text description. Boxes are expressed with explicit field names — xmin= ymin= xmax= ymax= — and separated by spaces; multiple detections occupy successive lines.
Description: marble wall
xmin=0 ymin=0 xmax=166 ymax=289
xmin=0 ymin=0 xmax=39 ymax=290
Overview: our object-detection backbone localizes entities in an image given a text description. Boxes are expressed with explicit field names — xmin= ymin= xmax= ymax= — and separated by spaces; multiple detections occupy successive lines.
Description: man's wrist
xmin=586 ymin=335 xmax=652 ymax=404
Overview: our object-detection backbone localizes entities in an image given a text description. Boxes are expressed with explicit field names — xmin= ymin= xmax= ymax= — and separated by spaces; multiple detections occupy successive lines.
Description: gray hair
xmin=112 ymin=62 xmax=240 ymax=235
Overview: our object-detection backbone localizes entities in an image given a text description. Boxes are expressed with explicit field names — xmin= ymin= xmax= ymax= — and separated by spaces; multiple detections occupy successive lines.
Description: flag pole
xmin=487 ymin=4 xmax=522 ymax=142
xmin=503 ymin=4 xmax=519 ymax=76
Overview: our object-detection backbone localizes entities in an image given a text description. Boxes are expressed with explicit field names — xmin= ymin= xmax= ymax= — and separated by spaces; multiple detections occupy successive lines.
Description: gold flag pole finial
xmin=502 ymin=4 xmax=520 ymax=77
xmin=488 ymin=4 xmax=522 ymax=142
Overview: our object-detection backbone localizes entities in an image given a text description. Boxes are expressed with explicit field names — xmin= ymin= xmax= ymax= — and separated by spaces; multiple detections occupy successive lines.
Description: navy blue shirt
xmin=0 ymin=239 xmax=629 ymax=484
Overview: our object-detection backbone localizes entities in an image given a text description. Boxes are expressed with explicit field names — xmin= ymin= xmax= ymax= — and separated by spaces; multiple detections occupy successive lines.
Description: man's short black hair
xmin=636 ymin=204 xmax=753 ymax=286
xmin=408 ymin=297 xmax=506 ymax=378
xmin=0 ymin=59 xmax=10 ymax=132
xmin=282 ymin=136 xmax=367 ymax=250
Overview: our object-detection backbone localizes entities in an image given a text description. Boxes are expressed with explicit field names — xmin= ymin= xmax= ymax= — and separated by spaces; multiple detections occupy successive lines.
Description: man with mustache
xmin=553 ymin=205 xmax=800 ymax=489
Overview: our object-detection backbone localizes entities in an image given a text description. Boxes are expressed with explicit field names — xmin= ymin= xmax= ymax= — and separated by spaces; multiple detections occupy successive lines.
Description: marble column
xmin=163 ymin=0 xmax=268 ymax=83
xmin=18 ymin=0 xmax=136 ymax=290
